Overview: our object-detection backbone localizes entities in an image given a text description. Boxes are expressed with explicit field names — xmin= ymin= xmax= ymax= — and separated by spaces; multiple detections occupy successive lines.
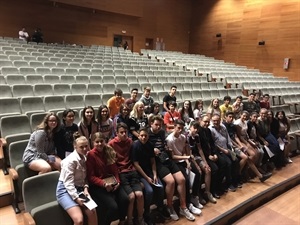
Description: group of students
xmin=21 ymin=85 xmax=293 ymax=225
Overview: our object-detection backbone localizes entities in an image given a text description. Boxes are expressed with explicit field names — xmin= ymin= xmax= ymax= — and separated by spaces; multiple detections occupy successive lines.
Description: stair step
xmin=0 ymin=169 xmax=13 ymax=207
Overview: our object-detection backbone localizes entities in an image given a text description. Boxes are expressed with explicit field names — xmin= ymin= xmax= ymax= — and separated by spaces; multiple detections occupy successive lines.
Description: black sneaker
xmin=227 ymin=185 xmax=237 ymax=192
xmin=157 ymin=206 xmax=170 ymax=219
xmin=259 ymin=172 xmax=272 ymax=182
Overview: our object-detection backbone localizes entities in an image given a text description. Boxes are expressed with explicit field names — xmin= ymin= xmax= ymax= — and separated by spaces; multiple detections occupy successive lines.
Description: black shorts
xmin=156 ymin=159 xmax=180 ymax=179
xmin=119 ymin=170 xmax=143 ymax=195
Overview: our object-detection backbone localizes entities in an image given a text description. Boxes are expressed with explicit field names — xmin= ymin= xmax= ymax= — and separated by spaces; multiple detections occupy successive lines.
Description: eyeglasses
xmin=48 ymin=120 xmax=57 ymax=122
xmin=203 ymin=120 xmax=210 ymax=123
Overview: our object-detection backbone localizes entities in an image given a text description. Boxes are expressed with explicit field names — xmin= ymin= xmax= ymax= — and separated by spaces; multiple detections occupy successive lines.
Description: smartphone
xmin=78 ymin=192 xmax=90 ymax=202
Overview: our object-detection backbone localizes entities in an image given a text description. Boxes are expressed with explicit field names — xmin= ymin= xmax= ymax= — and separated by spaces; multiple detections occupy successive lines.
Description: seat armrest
xmin=23 ymin=212 xmax=36 ymax=225
xmin=9 ymin=168 xmax=18 ymax=180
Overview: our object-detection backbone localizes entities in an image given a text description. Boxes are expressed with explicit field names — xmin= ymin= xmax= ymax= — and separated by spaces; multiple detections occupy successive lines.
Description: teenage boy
xmin=107 ymin=89 xmax=125 ymax=119
xmin=108 ymin=123 xmax=144 ymax=225
xmin=162 ymin=85 xmax=177 ymax=113
xmin=139 ymin=87 xmax=154 ymax=114
xmin=132 ymin=128 xmax=168 ymax=225
xmin=187 ymin=121 xmax=217 ymax=204
xmin=219 ymin=95 xmax=233 ymax=120
xmin=222 ymin=111 xmax=272 ymax=183
xmin=243 ymin=93 xmax=260 ymax=114
xmin=165 ymin=120 xmax=202 ymax=217
xmin=125 ymin=88 xmax=139 ymax=110
xmin=163 ymin=101 xmax=181 ymax=133
xmin=148 ymin=115 xmax=195 ymax=221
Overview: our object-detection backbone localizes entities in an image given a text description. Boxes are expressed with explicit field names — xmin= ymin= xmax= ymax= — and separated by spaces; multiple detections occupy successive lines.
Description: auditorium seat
xmin=84 ymin=94 xmax=101 ymax=108
xmin=64 ymin=95 xmax=85 ymax=110
xmin=60 ymin=75 xmax=76 ymax=84
xmin=19 ymin=67 xmax=36 ymax=75
xmin=0 ymin=98 xmax=21 ymax=118
xmin=13 ymin=60 xmax=29 ymax=68
xmin=43 ymin=75 xmax=60 ymax=84
xmin=115 ymin=75 xmax=127 ymax=84
xmin=9 ymin=139 xmax=37 ymax=214
xmin=102 ymin=83 xmax=116 ymax=94
xmin=87 ymin=83 xmax=101 ymax=94
xmin=126 ymin=75 xmax=138 ymax=83
xmin=5 ymin=75 xmax=26 ymax=85
xmin=65 ymin=68 xmax=78 ymax=76
xmin=26 ymin=75 xmax=44 ymax=84
xmin=33 ymin=84 xmax=54 ymax=96
xmin=1 ymin=66 xmax=19 ymax=75
xmin=0 ymin=84 xmax=13 ymax=98
xmin=0 ymin=115 xmax=31 ymax=148
xmin=116 ymin=83 xmax=130 ymax=94
xmin=102 ymin=75 xmax=115 ymax=84
xmin=20 ymin=96 xmax=45 ymax=116
xmin=53 ymin=84 xmax=71 ymax=95
xmin=36 ymin=67 xmax=51 ymax=75
xmin=51 ymin=68 xmax=65 ymax=75
xmin=12 ymin=84 xmax=34 ymax=97
xmin=23 ymin=171 xmax=73 ymax=225
xmin=30 ymin=112 xmax=48 ymax=131
xmin=43 ymin=96 xmax=66 ymax=112
xmin=89 ymin=75 xmax=102 ymax=84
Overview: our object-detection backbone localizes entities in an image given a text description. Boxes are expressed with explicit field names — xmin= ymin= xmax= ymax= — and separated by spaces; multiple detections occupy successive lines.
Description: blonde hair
xmin=130 ymin=101 xmax=145 ymax=118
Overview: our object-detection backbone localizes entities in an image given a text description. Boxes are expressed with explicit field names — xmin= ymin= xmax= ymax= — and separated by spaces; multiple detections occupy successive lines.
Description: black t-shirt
xmin=128 ymin=116 xmax=148 ymax=141
xmin=198 ymin=127 xmax=216 ymax=158
xmin=222 ymin=121 xmax=236 ymax=140
xmin=148 ymin=128 xmax=169 ymax=162
xmin=54 ymin=123 xmax=78 ymax=159
xmin=187 ymin=133 xmax=201 ymax=157
xmin=163 ymin=94 xmax=176 ymax=111
xmin=131 ymin=140 xmax=155 ymax=176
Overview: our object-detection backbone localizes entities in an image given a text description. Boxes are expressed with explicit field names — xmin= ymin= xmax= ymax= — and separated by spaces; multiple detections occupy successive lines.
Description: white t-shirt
xmin=19 ymin=30 xmax=29 ymax=40
xmin=234 ymin=118 xmax=248 ymax=140
xmin=166 ymin=132 xmax=187 ymax=163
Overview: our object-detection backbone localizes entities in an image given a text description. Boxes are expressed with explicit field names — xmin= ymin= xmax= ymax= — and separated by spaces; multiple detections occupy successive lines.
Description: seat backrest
xmin=53 ymin=84 xmax=71 ymax=95
xmin=20 ymin=96 xmax=45 ymax=115
xmin=12 ymin=84 xmax=34 ymax=97
xmin=84 ymin=94 xmax=101 ymax=108
xmin=23 ymin=171 xmax=60 ymax=212
xmin=33 ymin=84 xmax=54 ymax=96
xmin=0 ymin=115 xmax=31 ymax=138
xmin=9 ymin=140 xmax=29 ymax=168
xmin=0 ymin=98 xmax=21 ymax=117
xmin=0 ymin=84 xmax=13 ymax=98
xmin=64 ymin=95 xmax=85 ymax=109
xmin=30 ymin=112 xmax=48 ymax=131
xmin=44 ymin=95 xmax=66 ymax=112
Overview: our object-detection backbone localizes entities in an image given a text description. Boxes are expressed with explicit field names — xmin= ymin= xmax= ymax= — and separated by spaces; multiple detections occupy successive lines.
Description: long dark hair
xmin=81 ymin=106 xmax=95 ymax=125
xmin=275 ymin=110 xmax=288 ymax=125
xmin=97 ymin=105 xmax=110 ymax=122
xmin=62 ymin=109 xmax=75 ymax=125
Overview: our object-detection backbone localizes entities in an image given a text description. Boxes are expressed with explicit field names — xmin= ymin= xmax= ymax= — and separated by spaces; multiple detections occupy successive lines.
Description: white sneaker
xmin=179 ymin=207 xmax=195 ymax=221
xmin=190 ymin=196 xmax=204 ymax=209
xmin=188 ymin=203 xmax=201 ymax=216
xmin=167 ymin=207 xmax=179 ymax=221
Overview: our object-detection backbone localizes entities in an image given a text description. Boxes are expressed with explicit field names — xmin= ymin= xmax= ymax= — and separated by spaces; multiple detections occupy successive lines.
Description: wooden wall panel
xmin=190 ymin=0 xmax=300 ymax=81
xmin=0 ymin=0 xmax=191 ymax=53
xmin=49 ymin=0 xmax=143 ymax=17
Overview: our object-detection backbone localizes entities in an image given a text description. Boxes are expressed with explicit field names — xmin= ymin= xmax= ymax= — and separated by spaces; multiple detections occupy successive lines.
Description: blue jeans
xmin=140 ymin=177 xmax=164 ymax=214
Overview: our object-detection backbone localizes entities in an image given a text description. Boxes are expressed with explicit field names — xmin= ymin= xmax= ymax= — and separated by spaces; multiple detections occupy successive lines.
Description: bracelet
xmin=84 ymin=184 xmax=89 ymax=189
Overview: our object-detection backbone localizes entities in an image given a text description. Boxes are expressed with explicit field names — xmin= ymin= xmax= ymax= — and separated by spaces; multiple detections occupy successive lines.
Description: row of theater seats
xmin=0 ymin=87 xmax=243 ymax=118
xmin=0 ymin=73 xmax=206 ymax=85
xmin=0 ymin=81 xmax=228 ymax=98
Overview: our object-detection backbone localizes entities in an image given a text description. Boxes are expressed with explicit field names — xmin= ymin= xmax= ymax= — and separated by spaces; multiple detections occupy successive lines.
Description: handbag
xmin=103 ymin=175 xmax=117 ymax=185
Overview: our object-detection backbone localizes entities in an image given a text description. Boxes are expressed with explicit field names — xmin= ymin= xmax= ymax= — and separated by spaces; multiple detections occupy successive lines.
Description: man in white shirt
xmin=19 ymin=28 xmax=29 ymax=41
